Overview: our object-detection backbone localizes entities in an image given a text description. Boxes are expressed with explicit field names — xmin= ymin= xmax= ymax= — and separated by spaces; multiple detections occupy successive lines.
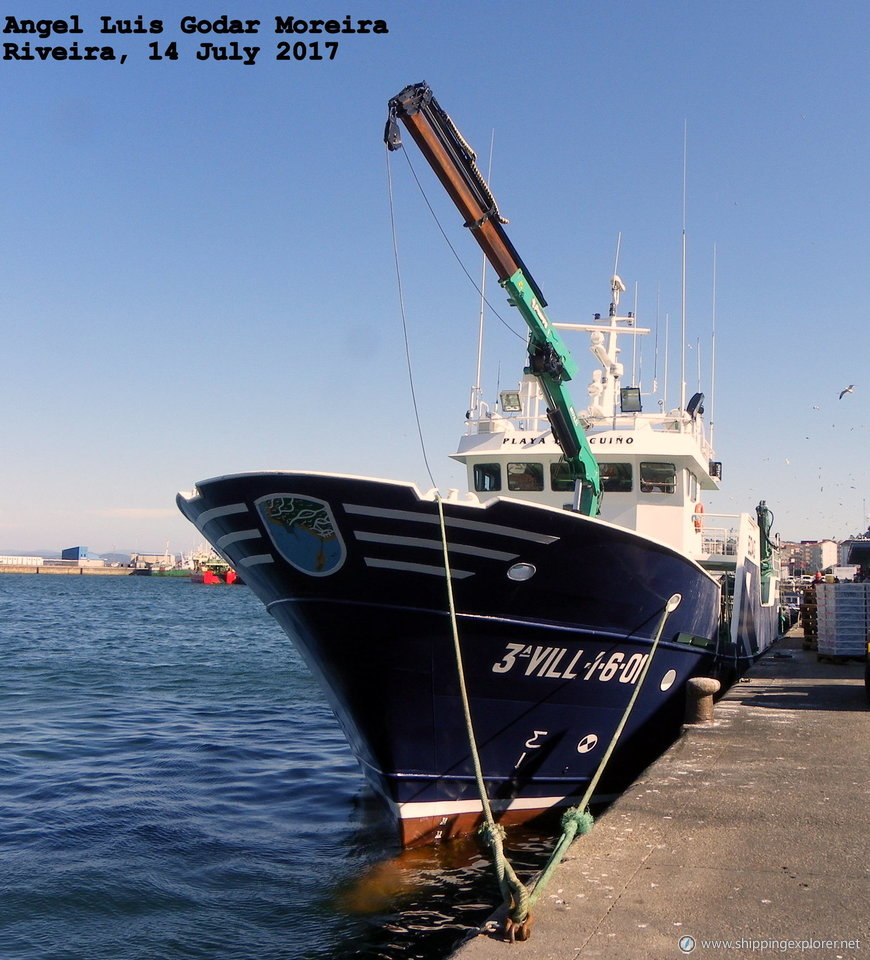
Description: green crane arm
xmin=385 ymin=82 xmax=601 ymax=515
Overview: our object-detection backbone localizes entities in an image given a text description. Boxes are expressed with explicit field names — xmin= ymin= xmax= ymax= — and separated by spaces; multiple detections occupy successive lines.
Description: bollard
xmin=685 ymin=677 xmax=721 ymax=723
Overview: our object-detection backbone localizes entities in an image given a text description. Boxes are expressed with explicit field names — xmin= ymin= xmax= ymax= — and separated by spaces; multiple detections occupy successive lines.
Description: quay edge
xmin=0 ymin=565 xmax=134 ymax=575
xmin=451 ymin=628 xmax=869 ymax=959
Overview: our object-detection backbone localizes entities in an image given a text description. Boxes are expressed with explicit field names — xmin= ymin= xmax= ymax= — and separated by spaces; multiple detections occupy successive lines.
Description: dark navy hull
xmin=178 ymin=472 xmax=721 ymax=844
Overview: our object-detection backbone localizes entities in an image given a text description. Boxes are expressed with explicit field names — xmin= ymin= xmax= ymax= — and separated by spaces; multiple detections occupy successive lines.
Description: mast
xmin=470 ymin=130 xmax=495 ymax=419
xmin=709 ymin=244 xmax=717 ymax=448
xmin=680 ymin=120 xmax=688 ymax=412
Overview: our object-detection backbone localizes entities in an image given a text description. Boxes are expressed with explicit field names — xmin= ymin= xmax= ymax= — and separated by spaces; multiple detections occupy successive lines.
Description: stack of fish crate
xmin=815 ymin=582 xmax=869 ymax=660
xmin=799 ymin=585 xmax=818 ymax=649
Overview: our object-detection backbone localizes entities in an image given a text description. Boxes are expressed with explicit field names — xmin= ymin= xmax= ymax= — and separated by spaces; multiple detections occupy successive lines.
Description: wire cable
xmin=385 ymin=146 xmax=438 ymax=490
xmin=397 ymin=148 xmax=526 ymax=345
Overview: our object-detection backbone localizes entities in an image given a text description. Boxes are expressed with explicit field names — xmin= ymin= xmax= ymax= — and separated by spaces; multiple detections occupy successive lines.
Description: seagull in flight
xmin=839 ymin=384 xmax=854 ymax=399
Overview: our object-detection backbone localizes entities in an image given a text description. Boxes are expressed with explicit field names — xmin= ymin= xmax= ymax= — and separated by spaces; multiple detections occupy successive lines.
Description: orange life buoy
xmin=692 ymin=502 xmax=704 ymax=533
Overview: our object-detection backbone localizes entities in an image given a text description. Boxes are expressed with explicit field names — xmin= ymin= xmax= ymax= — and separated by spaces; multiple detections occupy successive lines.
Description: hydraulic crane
xmin=385 ymin=82 xmax=601 ymax=515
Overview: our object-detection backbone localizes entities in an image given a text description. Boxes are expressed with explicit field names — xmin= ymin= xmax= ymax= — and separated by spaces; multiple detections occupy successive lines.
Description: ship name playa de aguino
xmin=2 ymin=14 xmax=389 ymax=64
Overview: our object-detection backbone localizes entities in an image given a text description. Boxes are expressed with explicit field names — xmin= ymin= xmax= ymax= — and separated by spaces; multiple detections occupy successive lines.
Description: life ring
xmin=692 ymin=502 xmax=704 ymax=533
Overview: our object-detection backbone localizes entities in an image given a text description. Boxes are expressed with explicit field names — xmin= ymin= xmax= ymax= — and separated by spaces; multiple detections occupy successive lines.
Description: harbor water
xmin=0 ymin=575 xmax=548 ymax=960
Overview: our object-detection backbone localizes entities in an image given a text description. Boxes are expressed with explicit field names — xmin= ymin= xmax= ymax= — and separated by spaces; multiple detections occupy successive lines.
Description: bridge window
xmin=599 ymin=462 xmax=633 ymax=492
xmin=507 ymin=462 xmax=544 ymax=492
xmin=640 ymin=462 xmax=676 ymax=494
xmin=550 ymin=461 xmax=575 ymax=492
xmin=473 ymin=463 xmax=501 ymax=492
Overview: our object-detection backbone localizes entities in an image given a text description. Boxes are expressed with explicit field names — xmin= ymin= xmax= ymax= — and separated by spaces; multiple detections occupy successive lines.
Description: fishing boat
xmin=190 ymin=551 xmax=241 ymax=585
xmin=177 ymin=83 xmax=781 ymax=846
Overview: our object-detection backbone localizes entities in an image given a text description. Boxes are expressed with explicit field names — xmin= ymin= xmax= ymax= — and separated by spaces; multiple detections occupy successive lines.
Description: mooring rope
xmin=526 ymin=593 xmax=682 ymax=913
xmin=434 ymin=494 xmax=529 ymax=925
xmin=435 ymin=492 xmax=682 ymax=941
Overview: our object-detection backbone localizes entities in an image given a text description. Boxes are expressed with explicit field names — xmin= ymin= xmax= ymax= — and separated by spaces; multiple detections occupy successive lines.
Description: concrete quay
xmin=453 ymin=631 xmax=869 ymax=960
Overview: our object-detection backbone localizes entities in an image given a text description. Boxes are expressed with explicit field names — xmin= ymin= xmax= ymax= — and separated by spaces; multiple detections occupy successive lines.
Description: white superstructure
xmin=453 ymin=274 xmax=720 ymax=558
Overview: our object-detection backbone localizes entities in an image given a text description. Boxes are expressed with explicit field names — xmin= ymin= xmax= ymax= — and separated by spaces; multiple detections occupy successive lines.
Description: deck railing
xmin=700 ymin=512 xmax=747 ymax=561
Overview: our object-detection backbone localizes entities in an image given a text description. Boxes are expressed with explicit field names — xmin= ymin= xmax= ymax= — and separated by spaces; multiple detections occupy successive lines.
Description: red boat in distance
xmin=190 ymin=553 xmax=242 ymax=585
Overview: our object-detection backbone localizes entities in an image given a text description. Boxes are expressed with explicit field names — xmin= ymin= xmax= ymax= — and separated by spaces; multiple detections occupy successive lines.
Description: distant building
xmin=781 ymin=539 xmax=839 ymax=577
xmin=62 ymin=546 xmax=89 ymax=562
xmin=60 ymin=546 xmax=104 ymax=567
xmin=804 ymin=539 xmax=839 ymax=574
xmin=779 ymin=541 xmax=801 ymax=576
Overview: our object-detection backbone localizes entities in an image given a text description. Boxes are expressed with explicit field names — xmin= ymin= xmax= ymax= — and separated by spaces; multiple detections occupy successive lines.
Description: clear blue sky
xmin=2 ymin=0 xmax=868 ymax=555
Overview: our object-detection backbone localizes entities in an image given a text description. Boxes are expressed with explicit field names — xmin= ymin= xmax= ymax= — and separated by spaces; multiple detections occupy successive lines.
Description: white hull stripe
xmin=195 ymin=502 xmax=249 ymax=530
xmin=216 ymin=528 xmax=262 ymax=549
xmin=343 ymin=503 xmax=558 ymax=544
xmin=353 ymin=530 xmax=518 ymax=562
xmin=393 ymin=794 xmax=569 ymax=819
xmin=364 ymin=557 xmax=474 ymax=579
xmin=239 ymin=554 xmax=275 ymax=567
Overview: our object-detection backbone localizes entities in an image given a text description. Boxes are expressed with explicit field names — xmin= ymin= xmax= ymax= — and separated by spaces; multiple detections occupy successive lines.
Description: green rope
xmin=436 ymin=493 xmax=682 ymax=940
xmin=528 ymin=593 xmax=681 ymax=909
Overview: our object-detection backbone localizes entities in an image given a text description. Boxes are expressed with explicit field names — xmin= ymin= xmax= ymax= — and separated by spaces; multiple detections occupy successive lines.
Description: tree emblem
xmin=255 ymin=495 xmax=346 ymax=576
